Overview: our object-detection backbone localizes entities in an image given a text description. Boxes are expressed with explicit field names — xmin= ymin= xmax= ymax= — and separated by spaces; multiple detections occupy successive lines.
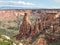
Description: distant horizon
xmin=0 ymin=0 xmax=60 ymax=9
xmin=0 ymin=8 xmax=60 ymax=10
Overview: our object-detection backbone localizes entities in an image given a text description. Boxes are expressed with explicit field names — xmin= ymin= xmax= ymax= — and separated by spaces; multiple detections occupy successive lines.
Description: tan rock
xmin=0 ymin=38 xmax=3 ymax=42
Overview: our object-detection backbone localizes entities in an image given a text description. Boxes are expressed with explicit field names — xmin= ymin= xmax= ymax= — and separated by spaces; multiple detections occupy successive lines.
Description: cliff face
xmin=0 ymin=10 xmax=16 ymax=20
xmin=0 ymin=10 xmax=25 ymax=20
xmin=0 ymin=9 xmax=59 ymax=20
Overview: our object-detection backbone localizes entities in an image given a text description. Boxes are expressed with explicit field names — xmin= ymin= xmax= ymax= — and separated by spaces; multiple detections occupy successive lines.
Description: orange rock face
xmin=36 ymin=36 xmax=47 ymax=45
xmin=38 ymin=37 xmax=45 ymax=45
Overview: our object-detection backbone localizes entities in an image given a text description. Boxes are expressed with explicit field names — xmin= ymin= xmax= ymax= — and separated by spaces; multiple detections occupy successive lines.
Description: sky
xmin=0 ymin=0 xmax=60 ymax=9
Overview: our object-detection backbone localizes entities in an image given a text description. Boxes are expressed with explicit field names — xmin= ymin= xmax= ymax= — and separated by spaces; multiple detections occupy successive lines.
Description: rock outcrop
xmin=15 ymin=13 xmax=34 ymax=40
xmin=30 ymin=17 xmax=41 ymax=37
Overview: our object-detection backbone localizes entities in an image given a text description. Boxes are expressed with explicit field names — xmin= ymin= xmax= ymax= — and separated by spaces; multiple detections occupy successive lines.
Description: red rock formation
xmin=38 ymin=37 xmax=46 ymax=45
xmin=30 ymin=17 xmax=41 ymax=37
xmin=33 ymin=35 xmax=48 ymax=45
xmin=15 ymin=12 xmax=34 ymax=39
xmin=19 ymin=13 xmax=32 ymax=36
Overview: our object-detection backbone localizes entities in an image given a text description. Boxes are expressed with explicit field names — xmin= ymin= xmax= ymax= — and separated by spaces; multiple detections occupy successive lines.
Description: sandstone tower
xmin=30 ymin=17 xmax=41 ymax=37
xmin=15 ymin=12 xmax=34 ymax=40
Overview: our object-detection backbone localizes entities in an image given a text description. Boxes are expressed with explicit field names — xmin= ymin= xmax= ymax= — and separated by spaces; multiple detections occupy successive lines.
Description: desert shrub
xmin=49 ymin=40 xmax=60 ymax=45
xmin=0 ymin=42 xmax=13 ymax=45
xmin=7 ymin=27 xmax=19 ymax=30
xmin=0 ymin=21 xmax=2 ymax=25
xmin=0 ymin=28 xmax=6 ymax=35
xmin=0 ymin=28 xmax=14 ymax=37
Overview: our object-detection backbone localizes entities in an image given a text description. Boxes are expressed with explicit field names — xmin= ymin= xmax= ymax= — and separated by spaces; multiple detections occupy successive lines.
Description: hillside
xmin=0 ymin=10 xmax=60 ymax=45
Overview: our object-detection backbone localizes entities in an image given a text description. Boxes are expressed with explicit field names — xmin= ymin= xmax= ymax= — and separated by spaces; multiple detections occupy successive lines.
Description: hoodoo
xmin=15 ymin=12 xmax=34 ymax=40
xmin=19 ymin=13 xmax=32 ymax=37
xmin=30 ymin=17 xmax=41 ymax=37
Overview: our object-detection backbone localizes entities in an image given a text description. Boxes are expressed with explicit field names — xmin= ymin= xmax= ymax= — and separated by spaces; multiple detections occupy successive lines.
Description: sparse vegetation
xmin=0 ymin=10 xmax=60 ymax=45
